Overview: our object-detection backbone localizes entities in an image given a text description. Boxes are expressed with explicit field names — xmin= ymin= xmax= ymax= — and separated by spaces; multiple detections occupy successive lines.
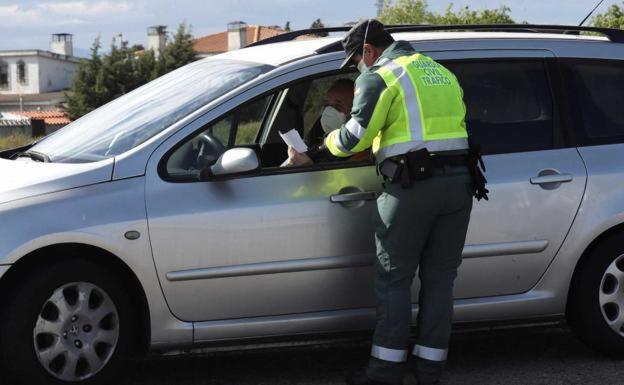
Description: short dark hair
xmin=329 ymin=78 xmax=355 ymax=94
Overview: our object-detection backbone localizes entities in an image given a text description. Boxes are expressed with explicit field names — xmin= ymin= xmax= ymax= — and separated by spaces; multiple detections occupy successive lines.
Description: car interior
xmin=165 ymin=70 xmax=364 ymax=180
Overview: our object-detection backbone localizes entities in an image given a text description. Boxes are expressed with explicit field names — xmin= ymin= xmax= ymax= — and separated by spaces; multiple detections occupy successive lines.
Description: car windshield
xmin=30 ymin=58 xmax=273 ymax=163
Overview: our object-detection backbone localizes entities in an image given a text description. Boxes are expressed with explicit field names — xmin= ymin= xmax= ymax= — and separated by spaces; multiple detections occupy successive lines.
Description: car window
xmin=165 ymin=94 xmax=273 ymax=180
xmin=30 ymin=58 xmax=273 ymax=163
xmin=259 ymin=71 xmax=368 ymax=170
xmin=302 ymin=73 xmax=358 ymax=138
xmin=444 ymin=61 xmax=554 ymax=155
xmin=564 ymin=60 xmax=624 ymax=143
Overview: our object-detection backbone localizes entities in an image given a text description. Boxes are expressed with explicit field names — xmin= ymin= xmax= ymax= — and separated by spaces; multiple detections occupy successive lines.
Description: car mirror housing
xmin=200 ymin=147 xmax=260 ymax=181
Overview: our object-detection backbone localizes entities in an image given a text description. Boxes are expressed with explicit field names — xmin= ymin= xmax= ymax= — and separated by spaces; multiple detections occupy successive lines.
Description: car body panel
xmin=147 ymin=165 xmax=381 ymax=321
xmin=525 ymin=145 xmax=624 ymax=313
xmin=0 ymin=265 xmax=8 ymax=280
xmin=0 ymin=178 xmax=193 ymax=347
xmin=0 ymin=158 xmax=113 ymax=205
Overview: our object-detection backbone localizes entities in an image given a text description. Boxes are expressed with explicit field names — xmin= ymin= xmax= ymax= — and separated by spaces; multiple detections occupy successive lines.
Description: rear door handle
xmin=530 ymin=173 xmax=573 ymax=185
xmin=330 ymin=191 xmax=380 ymax=203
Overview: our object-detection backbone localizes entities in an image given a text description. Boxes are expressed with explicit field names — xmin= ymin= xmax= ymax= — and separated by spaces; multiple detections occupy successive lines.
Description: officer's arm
xmin=325 ymin=72 xmax=393 ymax=157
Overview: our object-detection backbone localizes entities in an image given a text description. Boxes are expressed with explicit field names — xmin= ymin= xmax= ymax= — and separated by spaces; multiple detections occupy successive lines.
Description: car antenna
xmin=579 ymin=0 xmax=606 ymax=26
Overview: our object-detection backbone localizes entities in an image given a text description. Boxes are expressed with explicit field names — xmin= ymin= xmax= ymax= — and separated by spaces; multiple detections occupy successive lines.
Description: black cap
xmin=340 ymin=19 xmax=393 ymax=69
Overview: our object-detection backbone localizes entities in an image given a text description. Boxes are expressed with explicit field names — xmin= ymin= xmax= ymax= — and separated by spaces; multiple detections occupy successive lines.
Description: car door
xmin=145 ymin=62 xmax=382 ymax=323
xmin=432 ymin=50 xmax=587 ymax=299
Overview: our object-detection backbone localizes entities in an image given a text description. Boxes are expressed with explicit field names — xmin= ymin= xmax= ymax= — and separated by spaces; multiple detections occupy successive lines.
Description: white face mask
xmin=320 ymin=105 xmax=346 ymax=134
xmin=357 ymin=59 xmax=369 ymax=73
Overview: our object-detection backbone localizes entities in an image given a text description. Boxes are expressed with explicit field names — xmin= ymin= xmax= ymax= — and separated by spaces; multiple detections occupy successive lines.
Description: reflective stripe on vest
xmin=374 ymin=53 xmax=468 ymax=162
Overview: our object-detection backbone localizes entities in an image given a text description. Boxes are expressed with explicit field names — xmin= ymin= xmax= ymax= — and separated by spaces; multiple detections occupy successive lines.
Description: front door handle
xmin=330 ymin=191 xmax=380 ymax=203
xmin=530 ymin=173 xmax=573 ymax=185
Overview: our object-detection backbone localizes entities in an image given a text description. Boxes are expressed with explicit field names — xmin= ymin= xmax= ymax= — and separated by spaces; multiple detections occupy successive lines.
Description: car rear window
xmin=444 ymin=60 xmax=554 ymax=155
xmin=566 ymin=61 xmax=624 ymax=142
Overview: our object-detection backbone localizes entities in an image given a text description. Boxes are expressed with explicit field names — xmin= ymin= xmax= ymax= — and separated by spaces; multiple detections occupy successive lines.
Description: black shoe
xmin=411 ymin=357 xmax=443 ymax=385
xmin=346 ymin=370 xmax=402 ymax=385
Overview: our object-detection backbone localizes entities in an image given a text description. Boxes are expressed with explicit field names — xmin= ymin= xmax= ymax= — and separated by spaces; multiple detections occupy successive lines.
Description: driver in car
xmin=285 ymin=78 xmax=370 ymax=166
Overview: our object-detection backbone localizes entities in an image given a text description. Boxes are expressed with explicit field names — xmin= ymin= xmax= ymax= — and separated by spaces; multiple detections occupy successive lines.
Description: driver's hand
xmin=286 ymin=146 xmax=313 ymax=166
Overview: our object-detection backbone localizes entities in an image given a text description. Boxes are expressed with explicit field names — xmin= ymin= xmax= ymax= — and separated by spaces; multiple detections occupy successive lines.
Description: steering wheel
xmin=195 ymin=131 xmax=227 ymax=170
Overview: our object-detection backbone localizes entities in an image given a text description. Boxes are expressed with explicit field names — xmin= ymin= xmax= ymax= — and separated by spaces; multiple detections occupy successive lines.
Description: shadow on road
xmin=116 ymin=326 xmax=624 ymax=385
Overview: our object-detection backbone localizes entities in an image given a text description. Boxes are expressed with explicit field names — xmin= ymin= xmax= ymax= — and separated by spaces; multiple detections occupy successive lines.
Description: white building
xmin=0 ymin=33 xmax=80 ymax=95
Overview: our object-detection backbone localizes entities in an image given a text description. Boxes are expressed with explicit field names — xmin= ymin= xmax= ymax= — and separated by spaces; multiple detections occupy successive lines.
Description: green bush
xmin=0 ymin=133 xmax=35 ymax=151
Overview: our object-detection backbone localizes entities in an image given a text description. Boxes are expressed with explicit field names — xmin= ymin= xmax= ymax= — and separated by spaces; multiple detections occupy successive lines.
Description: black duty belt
xmin=377 ymin=146 xmax=489 ymax=201
xmin=378 ymin=149 xmax=470 ymax=188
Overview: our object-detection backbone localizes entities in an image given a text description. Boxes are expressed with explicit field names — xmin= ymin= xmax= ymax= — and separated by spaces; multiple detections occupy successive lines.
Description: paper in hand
xmin=279 ymin=129 xmax=308 ymax=153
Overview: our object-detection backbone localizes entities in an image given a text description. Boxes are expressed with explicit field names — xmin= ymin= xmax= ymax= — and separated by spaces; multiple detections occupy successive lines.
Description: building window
xmin=0 ymin=60 xmax=8 ymax=89
xmin=17 ymin=60 xmax=27 ymax=85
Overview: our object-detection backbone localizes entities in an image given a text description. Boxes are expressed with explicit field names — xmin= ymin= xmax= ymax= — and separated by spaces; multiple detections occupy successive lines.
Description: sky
xmin=0 ymin=0 xmax=620 ymax=56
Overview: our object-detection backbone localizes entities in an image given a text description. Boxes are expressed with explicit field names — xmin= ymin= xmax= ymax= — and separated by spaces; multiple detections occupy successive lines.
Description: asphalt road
xmin=117 ymin=325 xmax=624 ymax=385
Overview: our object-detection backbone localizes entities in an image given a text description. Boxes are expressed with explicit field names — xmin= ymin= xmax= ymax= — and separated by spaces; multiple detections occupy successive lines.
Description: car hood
xmin=0 ymin=158 xmax=114 ymax=205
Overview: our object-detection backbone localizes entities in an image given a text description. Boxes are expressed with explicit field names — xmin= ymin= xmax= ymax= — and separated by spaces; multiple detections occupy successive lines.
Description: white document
xmin=279 ymin=129 xmax=308 ymax=153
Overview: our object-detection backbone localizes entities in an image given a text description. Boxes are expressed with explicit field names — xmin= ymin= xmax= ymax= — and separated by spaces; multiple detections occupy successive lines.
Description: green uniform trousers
xmin=366 ymin=169 xmax=473 ymax=384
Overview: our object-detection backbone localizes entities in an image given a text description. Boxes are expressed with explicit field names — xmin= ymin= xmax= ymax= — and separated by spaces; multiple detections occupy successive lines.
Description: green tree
xmin=378 ymin=0 xmax=516 ymax=25
xmin=155 ymin=22 xmax=197 ymax=76
xmin=378 ymin=0 xmax=429 ymax=24
xmin=429 ymin=4 xmax=514 ymax=25
xmin=284 ymin=21 xmax=291 ymax=32
xmin=65 ymin=22 xmax=198 ymax=120
xmin=310 ymin=18 xmax=329 ymax=37
xmin=592 ymin=3 xmax=624 ymax=29
xmin=64 ymin=37 xmax=108 ymax=120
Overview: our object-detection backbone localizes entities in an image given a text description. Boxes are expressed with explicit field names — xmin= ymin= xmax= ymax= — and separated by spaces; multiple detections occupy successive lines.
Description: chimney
xmin=147 ymin=25 xmax=167 ymax=58
xmin=227 ymin=21 xmax=247 ymax=51
xmin=50 ymin=33 xmax=73 ymax=56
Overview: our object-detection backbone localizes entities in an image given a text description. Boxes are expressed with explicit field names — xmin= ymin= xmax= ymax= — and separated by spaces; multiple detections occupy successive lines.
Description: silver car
xmin=2 ymin=24 xmax=624 ymax=385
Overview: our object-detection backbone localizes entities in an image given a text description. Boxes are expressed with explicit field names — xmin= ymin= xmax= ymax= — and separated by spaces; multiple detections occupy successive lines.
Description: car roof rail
xmin=247 ymin=27 xmax=352 ymax=47
xmin=247 ymin=23 xmax=624 ymax=51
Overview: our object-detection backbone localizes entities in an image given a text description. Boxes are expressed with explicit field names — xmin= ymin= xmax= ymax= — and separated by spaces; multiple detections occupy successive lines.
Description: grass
xmin=0 ymin=133 xmax=36 ymax=151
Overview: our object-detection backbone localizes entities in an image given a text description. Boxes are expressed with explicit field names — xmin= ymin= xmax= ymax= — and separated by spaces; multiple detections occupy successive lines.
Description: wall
xmin=0 ymin=54 xmax=78 ymax=95
xmin=0 ymin=56 xmax=40 ymax=95
xmin=37 ymin=55 xmax=78 ymax=93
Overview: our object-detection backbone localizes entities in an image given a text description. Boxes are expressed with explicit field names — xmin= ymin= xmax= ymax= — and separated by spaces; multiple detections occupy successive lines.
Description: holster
xmin=467 ymin=141 xmax=489 ymax=201
xmin=378 ymin=149 xmax=433 ymax=189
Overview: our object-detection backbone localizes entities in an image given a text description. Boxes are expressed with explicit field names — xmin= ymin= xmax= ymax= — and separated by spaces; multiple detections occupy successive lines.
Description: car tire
xmin=0 ymin=258 xmax=135 ymax=385
xmin=568 ymin=235 xmax=624 ymax=358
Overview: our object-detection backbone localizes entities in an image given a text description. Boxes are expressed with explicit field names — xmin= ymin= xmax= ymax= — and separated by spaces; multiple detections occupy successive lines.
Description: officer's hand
xmin=286 ymin=146 xmax=313 ymax=166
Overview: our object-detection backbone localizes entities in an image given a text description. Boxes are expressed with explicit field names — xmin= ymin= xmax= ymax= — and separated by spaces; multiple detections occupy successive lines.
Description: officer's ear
xmin=362 ymin=43 xmax=375 ymax=62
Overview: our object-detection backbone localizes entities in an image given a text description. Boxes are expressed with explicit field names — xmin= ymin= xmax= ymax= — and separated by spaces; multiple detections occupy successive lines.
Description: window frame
xmin=17 ymin=60 xmax=27 ymax=85
xmin=439 ymin=57 xmax=569 ymax=155
xmin=158 ymin=67 xmax=372 ymax=184
xmin=0 ymin=60 xmax=9 ymax=89
xmin=557 ymin=58 xmax=624 ymax=147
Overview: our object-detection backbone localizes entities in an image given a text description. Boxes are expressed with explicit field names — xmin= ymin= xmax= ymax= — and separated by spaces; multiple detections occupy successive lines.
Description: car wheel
xmin=0 ymin=258 xmax=135 ymax=385
xmin=568 ymin=236 xmax=624 ymax=357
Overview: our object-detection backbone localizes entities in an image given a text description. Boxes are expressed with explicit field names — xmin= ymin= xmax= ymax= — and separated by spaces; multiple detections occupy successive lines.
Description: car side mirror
xmin=200 ymin=147 xmax=260 ymax=181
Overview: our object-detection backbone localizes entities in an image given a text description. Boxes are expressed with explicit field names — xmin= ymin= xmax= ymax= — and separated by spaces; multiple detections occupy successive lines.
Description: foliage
xmin=284 ymin=21 xmax=291 ymax=32
xmin=379 ymin=0 xmax=429 ymax=24
xmin=154 ymin=23 xmax=197 ymax=77
xmin=429 ymin=4 xmax=514 ymax=25
xmin=65 ymin=22 xmax=197 ymax=120
xmin=378 ymin=0 xmax=516 ymax=25
xmin=310 ymin=18 xmax=329 ymax=37
xmin=0 ymin=133 xmax=39 ymax=150
xmin=592 ymin=3 xmax=624 ymax=29
xmin=64 ymin=38 xmax=108 ymax=120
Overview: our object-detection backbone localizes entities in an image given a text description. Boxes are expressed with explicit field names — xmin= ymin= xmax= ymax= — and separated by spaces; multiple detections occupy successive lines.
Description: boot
xmin=412 ymin=357 xmax=444 ymax=385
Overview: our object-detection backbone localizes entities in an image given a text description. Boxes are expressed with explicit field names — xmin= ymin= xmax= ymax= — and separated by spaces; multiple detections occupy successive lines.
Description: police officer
xmin=324 ymin=20 xmax=482 ymax=385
